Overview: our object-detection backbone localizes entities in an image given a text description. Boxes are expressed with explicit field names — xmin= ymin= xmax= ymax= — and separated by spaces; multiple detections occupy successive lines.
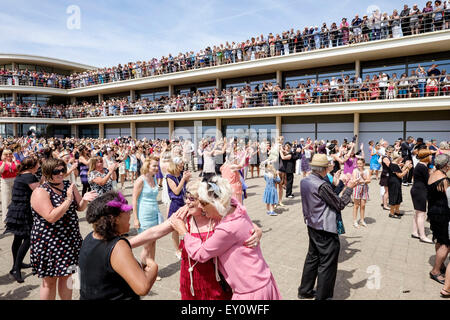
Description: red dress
xmin=179 ymin=220 xmax=233 ymax=300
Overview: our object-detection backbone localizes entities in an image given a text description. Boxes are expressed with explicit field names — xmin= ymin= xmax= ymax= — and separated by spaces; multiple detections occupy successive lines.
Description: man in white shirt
xmin=183 ymin=138 xmax=195 ymax=172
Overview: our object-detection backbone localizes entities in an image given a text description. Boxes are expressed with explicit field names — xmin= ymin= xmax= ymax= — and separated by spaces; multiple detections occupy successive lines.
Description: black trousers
xmin=299 ymin=227 xmax=340 ymax=300
xmin=402 ymin=165 xmax=414 ymax=184
xmin=11 ymin=234 xmax=30 ymax=271
xmin=286 ymin=172 xmax=294 ymax=197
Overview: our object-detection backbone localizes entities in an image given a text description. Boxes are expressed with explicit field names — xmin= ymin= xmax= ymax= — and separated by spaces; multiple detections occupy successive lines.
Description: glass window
xmin=285 ymin=74 xmax=316 ymax=88
xmin=18 ymin=64 xmax=36 ymax=71
xmin=0 ymin=94 xmax=13 ymax=103
xmin=224 ymin=82 xmax=247 ymax=90
xmin=248 ymin=79 xmax=276 ymax=90
xmin=318 ymin=70 xmax=354 ymax=83
xmin=0 ymin=124 xmax=14 ymax=137
xmin=17 ymin=94 xmax=36 ymax=105
xmin=408 ymin=58 xmax=450 ymax=76
xmin=361 ymin=64 xmax=406 ymax=80
xmin=196 ymin=85 xmax=216 ymax=94
xmin=138 ymin=91 xmax=169 ymax=101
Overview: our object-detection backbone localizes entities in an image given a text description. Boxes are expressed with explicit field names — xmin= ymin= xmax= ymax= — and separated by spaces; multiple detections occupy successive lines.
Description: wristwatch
xmin=179 ymin=233 xmax=187 ymax=240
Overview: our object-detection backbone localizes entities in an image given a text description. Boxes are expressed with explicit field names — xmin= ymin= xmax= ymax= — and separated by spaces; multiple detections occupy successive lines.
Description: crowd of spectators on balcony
xmin=1 ymin=64 xmax=449 ymax=119
xmin=0 ymin=1 xmax=449 ymax=90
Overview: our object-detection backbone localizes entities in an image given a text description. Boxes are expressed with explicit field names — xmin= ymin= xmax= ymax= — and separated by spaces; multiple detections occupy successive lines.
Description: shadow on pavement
xmin=339 ymin=236 xmax=362 ymax=263
xmin=334 ymin=269 xmax=367 ymax=300
xmin=365 ymin=217 xmax=376 ymax=225
xmin=0 ymin=284 xmax=39 ymax=300
xmin=159 ymin=260 xmax=181 ymax=279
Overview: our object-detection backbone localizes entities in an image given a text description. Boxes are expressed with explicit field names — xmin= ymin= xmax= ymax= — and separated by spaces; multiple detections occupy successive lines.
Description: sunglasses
xmin=52 ymin=168 xmax=67 ymax=175
xmin=184 ymin=195 xmax=197 ymax=202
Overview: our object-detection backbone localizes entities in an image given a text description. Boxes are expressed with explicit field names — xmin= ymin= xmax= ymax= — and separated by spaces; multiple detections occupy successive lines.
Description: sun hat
xmin=310 ymin=154 xmax=329 ymax=167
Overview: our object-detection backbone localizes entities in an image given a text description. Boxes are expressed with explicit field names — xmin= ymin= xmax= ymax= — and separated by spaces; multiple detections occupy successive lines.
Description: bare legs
xmin=430 ymin=244 xmax=449 ymax=283
xmin=40 ymin=275 xmax=73 ymax=300
xmin=353 ymin=199 xmax=367 ymax=227
xmin=412 ymin=210 xmax=432 ymax=242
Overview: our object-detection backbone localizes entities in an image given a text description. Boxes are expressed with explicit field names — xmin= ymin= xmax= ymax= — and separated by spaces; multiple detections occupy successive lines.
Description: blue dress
xmin=263 ymin=174 xmax=280 ymax=204
xmin=370 ymin=151 xmax=381 ymax=171
xmin=167 ymin=174 xmax=185 ymax=218
xmin=137 ymin=176 xmax=162 ymax=234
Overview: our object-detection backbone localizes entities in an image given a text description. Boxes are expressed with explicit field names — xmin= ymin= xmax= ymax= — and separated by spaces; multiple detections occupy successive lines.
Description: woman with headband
xmin=170 ymin=176 xmax=281 ymax=300
xmin=79 ymin=191 xmax=158 ymax=300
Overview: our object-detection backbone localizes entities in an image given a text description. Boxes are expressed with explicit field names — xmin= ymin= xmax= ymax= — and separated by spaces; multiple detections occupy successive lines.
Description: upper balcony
xmin=1 ymin=30 xmax=450 ymax=97
xmin=69 ymin=30 xmax=450 ymax=96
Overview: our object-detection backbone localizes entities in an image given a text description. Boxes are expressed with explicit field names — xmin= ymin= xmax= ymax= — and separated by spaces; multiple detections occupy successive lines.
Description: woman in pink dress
xmin=220 ymin=151 xmax=247 ymax=204
xmin=170 ymin=176 xmax=282 ymax=300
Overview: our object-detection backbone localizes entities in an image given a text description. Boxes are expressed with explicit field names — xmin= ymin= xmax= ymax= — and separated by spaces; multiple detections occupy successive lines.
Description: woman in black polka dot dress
xmin=30 ymin=158 xmax=97 ymax=300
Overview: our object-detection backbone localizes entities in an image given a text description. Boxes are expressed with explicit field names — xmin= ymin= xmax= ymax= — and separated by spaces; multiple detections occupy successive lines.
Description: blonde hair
xmin=167 ymin=159 xmax=182 ymax=176
xmin=197 ymin=176 xmax=232 ymax=217
xmin=88 ymin=156 xmax=103 ymax=172
xmin=186 ymin=179 xmax=201 ymax=198
xmin=264 ymin=163 xmax=277 ymax=177
xmin=140 ymin=155 xmax=160 ymax=175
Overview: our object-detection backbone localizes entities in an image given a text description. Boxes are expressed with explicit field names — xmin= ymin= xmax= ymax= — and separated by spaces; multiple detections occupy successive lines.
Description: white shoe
xmin=156 ymin=276 xmax=162 ymax=281
xmin=360 ymin=220 xmax=367 ymax=227
xmin=353 ymin=221 xmax=359 ymax=228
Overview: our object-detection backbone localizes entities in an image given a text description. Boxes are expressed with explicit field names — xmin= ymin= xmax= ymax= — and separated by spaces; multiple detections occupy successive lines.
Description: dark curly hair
xmin=86 ymin=191 xmax=122 ymax=241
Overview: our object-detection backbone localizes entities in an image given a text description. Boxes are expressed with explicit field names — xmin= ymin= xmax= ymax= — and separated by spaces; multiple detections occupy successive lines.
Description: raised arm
xmin=128 ymin=219 xmax=174 ymax=248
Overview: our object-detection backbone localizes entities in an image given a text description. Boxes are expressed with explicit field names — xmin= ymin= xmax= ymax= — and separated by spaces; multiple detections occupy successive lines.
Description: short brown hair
xmin=41 ymin=158 xmax=67 ymax=181
xmin=417 ymin=149 xmax=432 ymax=163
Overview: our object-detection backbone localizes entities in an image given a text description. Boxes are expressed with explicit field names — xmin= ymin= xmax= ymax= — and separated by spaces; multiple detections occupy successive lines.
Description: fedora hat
xmin=310 ymin=154 xmax=329 ymax=167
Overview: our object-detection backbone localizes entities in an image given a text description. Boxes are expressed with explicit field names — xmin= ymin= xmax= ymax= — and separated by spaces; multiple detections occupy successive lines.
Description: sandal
xmin=389 ymin=214 xmax=401 ymax=219
xmin=430 ymin=272 xmax=445 ymax=285
xmin=440 ymin=288 xmax=450 ymax=298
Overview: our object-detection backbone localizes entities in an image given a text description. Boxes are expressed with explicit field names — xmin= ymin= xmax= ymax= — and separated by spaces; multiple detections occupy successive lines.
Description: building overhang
xmin=2 ymin=97 xmax=446 ymax=125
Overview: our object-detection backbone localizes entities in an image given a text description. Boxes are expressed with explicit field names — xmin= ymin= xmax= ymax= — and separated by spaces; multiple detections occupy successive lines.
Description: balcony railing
xmin=0 ymin=17 xmax=450 ymax=90
xmin=1 ymin=78 xmax=449 ymax=119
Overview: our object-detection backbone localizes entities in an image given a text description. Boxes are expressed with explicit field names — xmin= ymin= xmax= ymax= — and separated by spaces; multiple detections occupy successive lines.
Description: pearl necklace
xmin=187 ymin=217 xmax=213 ymax=296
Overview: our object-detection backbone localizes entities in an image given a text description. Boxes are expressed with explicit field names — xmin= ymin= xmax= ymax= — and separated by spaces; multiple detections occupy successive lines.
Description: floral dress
xmin=30 ymin=181 xmax=82 ymax=278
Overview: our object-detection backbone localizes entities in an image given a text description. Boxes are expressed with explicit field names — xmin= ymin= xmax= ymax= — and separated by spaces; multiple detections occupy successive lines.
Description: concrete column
xmin=169 ymin=85 xmax=174 ymax=97
xmin=169 ymin=120 xmax=174 ymax=140
xmin=215 ymin=118 xmax=222 ymax=140
xmin=98 ymin=93 xmax=104 ymax=104
xmin=12 ymin=123 xmax=18 ymax=137
xmin=355 ymin=60 xmax=361 ymax=78
xmin=99 ymin=123 xmax=104 ymax=139
xmin=353 ymin=112 xmax=360 ymax=151
xmin=12 ymin=92 xmax=17 ymax=103
xmin=216 ymin=78 xmax=222 ymax=91
xmin=276 ymin=115 xmax=282 ymax=139
xmin=11 ymin=62 xmax=16 ymax=71
xmin=130 ymin=90 xmax=136 ymax=102
xmin=130 ymin=122 xmax=136 ymax=139
xmin=70 ymin=97 xmax=76 ymax=105
xmin=276 ymin=70 xmax=283 ymax=88
xmin=71 ymin=124 xmax=78 ymax=138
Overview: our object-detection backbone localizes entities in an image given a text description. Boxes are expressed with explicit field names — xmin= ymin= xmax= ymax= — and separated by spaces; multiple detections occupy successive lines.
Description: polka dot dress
xmin=30 ymin=181 xmax=82 ymax=278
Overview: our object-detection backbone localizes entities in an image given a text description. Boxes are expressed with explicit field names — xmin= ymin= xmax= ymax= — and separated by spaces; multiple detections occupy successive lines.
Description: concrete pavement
xmin=0 ymin=174 xmax=446 ymax=300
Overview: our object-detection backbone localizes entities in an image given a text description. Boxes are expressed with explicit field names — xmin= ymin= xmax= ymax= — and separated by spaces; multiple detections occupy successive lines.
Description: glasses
xmin=184 ymin=195 xmax=197 ymax=202
xmin=52 ymin=168 xmax=67 ymax=175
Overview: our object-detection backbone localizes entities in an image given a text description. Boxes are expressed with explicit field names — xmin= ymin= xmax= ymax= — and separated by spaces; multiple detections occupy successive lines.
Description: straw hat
xmin=310 ymin=154 xmax=329 ymax=167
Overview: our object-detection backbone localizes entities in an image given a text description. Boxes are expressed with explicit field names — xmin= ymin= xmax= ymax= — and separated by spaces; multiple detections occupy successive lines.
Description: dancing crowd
xmin=1 ymin=2 xmax=450 ymax=90
xmin=0 ymin=132 xmax=449 ymax=300
xmin=1 ymin=64 xmax=449 ymax=119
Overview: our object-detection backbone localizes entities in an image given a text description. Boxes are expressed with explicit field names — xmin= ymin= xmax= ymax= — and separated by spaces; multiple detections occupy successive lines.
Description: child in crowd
xmin=352 ymin=159 xmax=371 ymax=228
xmin=262 ymin=163 xmax=280 ymax=216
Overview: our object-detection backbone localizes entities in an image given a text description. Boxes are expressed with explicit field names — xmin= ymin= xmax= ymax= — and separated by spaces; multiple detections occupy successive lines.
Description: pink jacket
xmin=183 ymin=198 xmax=281 ymax=299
